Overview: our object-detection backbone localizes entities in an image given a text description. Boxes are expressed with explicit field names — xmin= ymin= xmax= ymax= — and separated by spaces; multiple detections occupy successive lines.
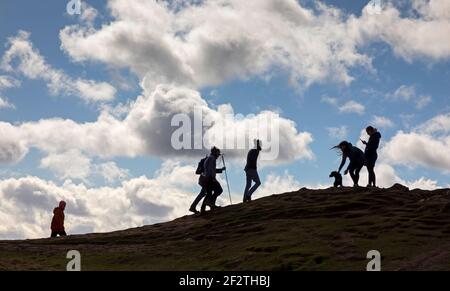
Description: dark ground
xmin=1 ymin=184 xmax=450 ymax=271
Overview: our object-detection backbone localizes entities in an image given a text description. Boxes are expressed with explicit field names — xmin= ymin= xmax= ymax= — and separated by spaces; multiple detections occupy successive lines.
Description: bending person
xmin=335 ymin=141 xmax=365 ymax=187
xmin=361 ymin=126 xmax=381 ymax=188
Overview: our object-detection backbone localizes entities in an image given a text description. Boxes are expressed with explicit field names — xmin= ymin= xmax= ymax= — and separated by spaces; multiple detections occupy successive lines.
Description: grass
xmin=1 ymin=185 xmax=450 ymax=271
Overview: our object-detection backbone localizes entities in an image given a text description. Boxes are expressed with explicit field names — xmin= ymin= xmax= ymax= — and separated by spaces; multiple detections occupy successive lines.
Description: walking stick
xmin=221 ymin=154 xmax=233 ymax=205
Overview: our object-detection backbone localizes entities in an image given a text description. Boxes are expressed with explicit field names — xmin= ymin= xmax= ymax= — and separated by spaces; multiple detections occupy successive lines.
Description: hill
xmin=1 ymin=184 xmax=450 ymax=271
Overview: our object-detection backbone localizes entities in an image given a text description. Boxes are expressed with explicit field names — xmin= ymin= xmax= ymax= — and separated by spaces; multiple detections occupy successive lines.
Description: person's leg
xmin=247 ymin=170 xmax=261 ymax=200
xmin=243 ymin=174 xmax=252 ymax=202
xmin=201 ymin=181 xmax=213 ymax=213
xmin=349 ymin=164 xmax=357 ymax=186
xmin=372 ymin=165 xmax=377 ymax=187
xmin=354 ymin=165 xmax=362 ymax=186
xmin=367 ymin=165 xmax=375 ymax=187
xmin=349 ymin=165 xmax=361 ymax=186
xmin=51 ymin=231 xmax=57 ymax=238
xmin=190 ymin=188 xmax=206 ymax=212
xmin=60 ymin=231 xmax=67 ymax=237
xmin=372 ymin=154 xmax=378 ymax=187
xmin=211 ymin=180 xmax=223 ymax=207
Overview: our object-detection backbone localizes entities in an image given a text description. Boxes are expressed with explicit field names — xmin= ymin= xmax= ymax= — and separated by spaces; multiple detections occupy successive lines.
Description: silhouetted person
xmin=201 ymin=147 xmax=226 ymax=214
xmin=51 ymin=201 xmax=67 ymax=238
xmin=361 ymin=126 xmax=381 ymax=187
xmin=335 ymin=141 xmax=366 ymax=187
xmin=329 ymin=171 xmax=343 ymax=188
xmin=243 ymin=139 xmax=262 ymax=202
xmin=190 ymin=156 xmax=208 ymax=214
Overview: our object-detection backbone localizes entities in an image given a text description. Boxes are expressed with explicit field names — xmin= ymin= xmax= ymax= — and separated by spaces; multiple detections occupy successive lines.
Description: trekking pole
xmin=221 ymin=154 xmax=233 ymax=205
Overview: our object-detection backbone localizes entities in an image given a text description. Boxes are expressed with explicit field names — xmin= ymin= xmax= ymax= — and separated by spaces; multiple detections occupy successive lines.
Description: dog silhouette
xmin=329 ymin=171 xmax=343 ymax=188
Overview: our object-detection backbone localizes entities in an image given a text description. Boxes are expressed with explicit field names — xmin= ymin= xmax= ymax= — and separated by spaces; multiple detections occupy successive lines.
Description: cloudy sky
xmin=0 ymin=0 xmax=449 ymax=239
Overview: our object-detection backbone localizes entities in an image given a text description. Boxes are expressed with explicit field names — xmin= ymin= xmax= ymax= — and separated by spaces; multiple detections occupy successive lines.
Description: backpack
xmin=196 ymin=157 xmax=207 ymax=175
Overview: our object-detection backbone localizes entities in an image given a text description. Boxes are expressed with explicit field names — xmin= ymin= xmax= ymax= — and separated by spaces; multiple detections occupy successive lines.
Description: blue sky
xmin=0 ymin=0 xmax=449 ymax=238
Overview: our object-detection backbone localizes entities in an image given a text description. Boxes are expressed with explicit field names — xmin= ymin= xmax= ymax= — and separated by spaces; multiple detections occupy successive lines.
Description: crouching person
xmin=51 ymin=201 xmax=67 ymax=238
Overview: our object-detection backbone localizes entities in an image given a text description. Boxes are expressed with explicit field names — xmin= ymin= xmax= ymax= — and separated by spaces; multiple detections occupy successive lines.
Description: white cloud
xmin=382 ymin=114 xmax=450 ymax=172
xmin=256 ymin=171 xmax=301 ymax=199
xmin=0 ymin=75 xmax=20 ymax=90
xmin=417 ymin=113 xmax=450 ymax=135
xmin=321 ymin=96 xmax=339 ymax=106
xmin=416 ymin=95 xmax=432 ymax=109
xmin=359 ymin=0 xmax=450 ymax=61
xmin=382 ymin=132 xmax=450 ymax=172
xmin=94 ymin=161 xmax=129 ymax=183
xmin=390 ymin=85 xmax=416 ymax=101
xmin=58 ymin=0 xmax=450 ymax=94
xmin=1 ymin=31 xmax=116 ymax=103
xmin=79 ymin=3 xmax=98 ymax=25
xmin=0 ymin=122 xmax=28 ymax=164
xmin=327 ymin=126 xmax=348 ymax=139
xmin=322 ymin=97 xmax=365 ymax=115
xmin=40 ymin=150 xmax=92 ymax=181
xmin=0 ymin=75 xmax=20 ymax=110
xmin=372 ymin=115 xmax=394 ymax=129
xmin=339 ymin=100 xmax=365 ymax=115
xmin=0 ymin=97 xmax=15 ymax=110
xmin=0 ymin=85 xmax=314 ymax=169
xmin=60 ymin=0 xmax=375 ymax=90
xmin=408 ymin=177 xmax=439 ymax=190
xmin=0 ymin=161 xmax=197 ymax=239
xmin=386 ymin=84 xmax=432 ymax=110
xmin=39 ymin=149 xmax=130 ymax=184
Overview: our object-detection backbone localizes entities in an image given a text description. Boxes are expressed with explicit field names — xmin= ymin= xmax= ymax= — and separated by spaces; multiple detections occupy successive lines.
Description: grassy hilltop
xmin=1 ymin=184 xmax=450 ymax=271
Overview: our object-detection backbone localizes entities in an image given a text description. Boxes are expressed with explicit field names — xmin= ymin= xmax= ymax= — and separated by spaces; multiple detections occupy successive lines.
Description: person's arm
xmin=366 ymin=135 xmax=380 ymax=152
xmin=338 ymin=154 xmax=347 ymax=173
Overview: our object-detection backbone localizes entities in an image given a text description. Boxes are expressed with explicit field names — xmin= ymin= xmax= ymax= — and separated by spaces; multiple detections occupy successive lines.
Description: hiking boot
xmin=189 ymin=207 xmax=199 ymax=214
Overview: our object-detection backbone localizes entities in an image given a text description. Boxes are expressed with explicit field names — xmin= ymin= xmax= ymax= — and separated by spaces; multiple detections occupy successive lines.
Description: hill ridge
xmin=1 ymin=184 xmax=450 ymax=271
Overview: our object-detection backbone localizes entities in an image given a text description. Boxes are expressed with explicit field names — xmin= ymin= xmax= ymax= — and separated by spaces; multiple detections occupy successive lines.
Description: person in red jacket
xmin=51 ymin=201 xmax=67 ymax=238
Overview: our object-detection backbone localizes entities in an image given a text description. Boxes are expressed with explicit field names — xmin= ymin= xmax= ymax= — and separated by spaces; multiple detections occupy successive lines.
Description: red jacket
xmin=51 ymin=207 xmax=65 ymax=232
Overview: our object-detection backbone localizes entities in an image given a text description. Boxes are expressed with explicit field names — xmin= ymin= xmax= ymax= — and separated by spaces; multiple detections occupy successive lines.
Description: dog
xmin=329 ymin=171 xmax=343 ymax=188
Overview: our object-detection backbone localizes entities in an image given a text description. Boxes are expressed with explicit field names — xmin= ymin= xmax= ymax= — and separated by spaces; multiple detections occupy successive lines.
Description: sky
xmin=0 ymin=0 xmax=449 ymax=239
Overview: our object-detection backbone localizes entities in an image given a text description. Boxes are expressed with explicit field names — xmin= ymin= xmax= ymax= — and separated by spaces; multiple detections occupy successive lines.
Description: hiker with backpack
xmin=189 ymin=156 xmax=208 ymax=214
xmin=334 ymin=141 xmax=366 ymax=187
xmin=200 ymin=147 xmax=226 ymax=214
xmin=361 ymin=126 xmax=381 ymax=188
xmin=243 ymin=139 xmax=262 ymax=202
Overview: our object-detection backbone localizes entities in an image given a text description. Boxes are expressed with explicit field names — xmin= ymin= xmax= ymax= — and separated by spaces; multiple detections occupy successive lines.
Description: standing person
xmin=201 ymin=147 xmax=226 ymax=214
xmin=189 ymin=156 xmax=208 ymax=214
xmin=243 ymin=139 xmax=262 ymax=202
xmin=51 ymin=201 xmax=67 ymax=238
xmin=335 ymin=141 xmax=366 ymax=187
xmin=361 ymin=126 xmax=381 ymax=188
